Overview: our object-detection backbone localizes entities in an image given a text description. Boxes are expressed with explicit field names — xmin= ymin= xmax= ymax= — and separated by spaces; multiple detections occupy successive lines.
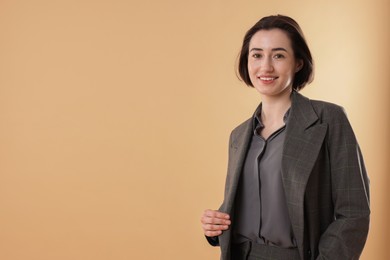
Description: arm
xmin=201 ymin=120 xmax=251 ymax=247
xmin=201 ymin=131 xmax=236 ymax=247
xmin=317 ymin=106 xmax=370 ymax=259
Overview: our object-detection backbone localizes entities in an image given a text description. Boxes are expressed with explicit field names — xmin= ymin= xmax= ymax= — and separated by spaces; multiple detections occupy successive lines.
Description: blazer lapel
xmin=224 ymin=119 xmax=253 ymax=213
xmin=282 ymin=91 xmax=327 ymax=254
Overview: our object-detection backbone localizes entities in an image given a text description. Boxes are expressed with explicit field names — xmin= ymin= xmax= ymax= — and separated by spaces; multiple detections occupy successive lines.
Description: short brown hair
xmin=237 ymin=15 xmax=314 ymax=91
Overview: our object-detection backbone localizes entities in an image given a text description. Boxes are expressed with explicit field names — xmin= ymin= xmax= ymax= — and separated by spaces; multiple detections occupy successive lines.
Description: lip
xmin=258 ymin=75 xmax=278 ymax=84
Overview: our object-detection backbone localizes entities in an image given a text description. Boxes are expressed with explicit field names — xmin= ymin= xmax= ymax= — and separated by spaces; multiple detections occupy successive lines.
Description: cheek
xmin=248 ymin=66 xmax=257 ymax=82
xmin=247 ymin=61 xmax=256 ymax=75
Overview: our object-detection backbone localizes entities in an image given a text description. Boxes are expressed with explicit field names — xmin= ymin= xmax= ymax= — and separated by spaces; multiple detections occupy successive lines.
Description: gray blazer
xmin=210 ymin=91 xmax=370 ymax=260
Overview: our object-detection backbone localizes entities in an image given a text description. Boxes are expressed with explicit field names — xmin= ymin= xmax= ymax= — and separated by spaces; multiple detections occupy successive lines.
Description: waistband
xmin=231 ymin=240 xmax=301 ymax=260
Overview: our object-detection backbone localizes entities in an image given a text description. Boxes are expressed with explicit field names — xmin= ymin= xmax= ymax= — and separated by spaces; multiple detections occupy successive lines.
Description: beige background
xmin=0 ymin=0 xmax=389 ymax=259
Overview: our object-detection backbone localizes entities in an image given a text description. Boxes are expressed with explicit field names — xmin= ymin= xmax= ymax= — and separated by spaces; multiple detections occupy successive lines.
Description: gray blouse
xmin=232 ymin=107 xmax=297 ymax=248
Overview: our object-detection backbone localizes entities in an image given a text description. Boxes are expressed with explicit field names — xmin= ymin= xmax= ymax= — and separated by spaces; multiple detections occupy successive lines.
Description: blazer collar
xmin=289 ymin=90 xmax=319 ymax=130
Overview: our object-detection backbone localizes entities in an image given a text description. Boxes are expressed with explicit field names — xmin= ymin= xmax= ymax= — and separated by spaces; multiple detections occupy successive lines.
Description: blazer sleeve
xmin=316 ymin=106 xmax=370 ymax=259
xmin=204 ymin=125 xmax=243 ymax=247
xmin=204 ymin=132 xmax=235 ymax=247
xmin=205 ymin=235 xmax=219 ymax=246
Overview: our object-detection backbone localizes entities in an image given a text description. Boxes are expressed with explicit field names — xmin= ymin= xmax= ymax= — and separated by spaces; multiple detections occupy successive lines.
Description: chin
xmin=254 ymin=87 xmax=292 ymax=97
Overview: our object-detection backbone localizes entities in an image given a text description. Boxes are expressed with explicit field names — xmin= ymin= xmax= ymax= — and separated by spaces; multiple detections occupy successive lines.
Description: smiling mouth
xmin=258 ymin=76 xmax=278 ymax=84
xmin=259 ymin=76 xmax=278 ymax=81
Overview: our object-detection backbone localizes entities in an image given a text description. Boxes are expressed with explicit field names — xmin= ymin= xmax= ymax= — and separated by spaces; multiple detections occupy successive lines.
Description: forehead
xmin=249 ymin=29 xmax=293 ymax=50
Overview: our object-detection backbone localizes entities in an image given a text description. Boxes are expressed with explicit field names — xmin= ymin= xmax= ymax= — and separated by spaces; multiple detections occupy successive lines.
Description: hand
xmin=200 ymin=209 xmax=231 ymax=237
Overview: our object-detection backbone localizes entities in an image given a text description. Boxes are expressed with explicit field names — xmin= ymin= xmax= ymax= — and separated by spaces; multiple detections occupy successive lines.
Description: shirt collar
xmin=253 ymin=104 xmax=291 ymax=133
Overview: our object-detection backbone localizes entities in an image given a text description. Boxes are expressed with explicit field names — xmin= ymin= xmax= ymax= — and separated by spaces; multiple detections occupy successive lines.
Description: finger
xmin=204 ymin=230 xmax=222 ymax=237
xmin=204 ymin=209 xmax=230 ymax=219
xmin=202 ymin=223 xmax=229 ymax=232
xmin=201 ymin=215 xmax=231 ymax=225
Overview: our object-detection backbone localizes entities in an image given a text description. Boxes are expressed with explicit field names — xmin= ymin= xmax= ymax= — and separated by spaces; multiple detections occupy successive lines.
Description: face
xmin=247 ymin=29 xmax=303 ymax=98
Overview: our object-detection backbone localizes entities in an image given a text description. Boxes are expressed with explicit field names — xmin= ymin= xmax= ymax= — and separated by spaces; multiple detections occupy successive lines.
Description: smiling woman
xmin=200 ymin=15 xmax=370 ymax=260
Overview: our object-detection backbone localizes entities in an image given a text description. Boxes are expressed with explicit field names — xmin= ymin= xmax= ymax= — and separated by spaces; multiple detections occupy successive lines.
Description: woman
xmin=200 ymin=15 xmax=370 ymax=260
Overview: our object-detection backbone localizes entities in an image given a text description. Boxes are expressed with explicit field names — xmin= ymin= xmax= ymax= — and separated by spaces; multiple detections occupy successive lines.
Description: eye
xmin=252 ymin=53 xmax=262 ymax=59
xmin=274 ymin=53 xmax=285 ymax=59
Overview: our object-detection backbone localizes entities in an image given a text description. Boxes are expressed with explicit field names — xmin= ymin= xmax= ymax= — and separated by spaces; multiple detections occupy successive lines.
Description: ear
xmin=295 ymin=59 xmax=303 ymax=73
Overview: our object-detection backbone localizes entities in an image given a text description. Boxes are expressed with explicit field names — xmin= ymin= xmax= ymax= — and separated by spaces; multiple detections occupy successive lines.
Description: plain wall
xmin=0 ymin=0 xmax=389 ymax=259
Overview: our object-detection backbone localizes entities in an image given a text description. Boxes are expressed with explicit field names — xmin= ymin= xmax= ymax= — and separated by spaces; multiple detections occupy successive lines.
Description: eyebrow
xmin=249 ymin=47 xmax=288 ymax=52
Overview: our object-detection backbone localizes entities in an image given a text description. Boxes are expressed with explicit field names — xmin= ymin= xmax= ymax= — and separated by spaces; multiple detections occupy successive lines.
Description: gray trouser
xmin=231 ymin=241 xmax=301 ymax=260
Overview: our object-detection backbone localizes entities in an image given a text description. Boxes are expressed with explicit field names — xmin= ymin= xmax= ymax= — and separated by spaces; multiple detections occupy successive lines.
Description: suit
xmin=210 ymin=91 xmax=370 ymax=260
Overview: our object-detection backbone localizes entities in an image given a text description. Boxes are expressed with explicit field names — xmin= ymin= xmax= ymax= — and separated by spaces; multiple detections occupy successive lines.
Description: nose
xmin=260 ymin=57 xmax=274 ymax=72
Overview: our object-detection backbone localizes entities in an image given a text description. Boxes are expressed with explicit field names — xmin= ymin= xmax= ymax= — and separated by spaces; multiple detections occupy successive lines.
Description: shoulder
xmin=231 ymin=117 xmax=252 ymax=135
xmin=290 ymin=91 xmax=352 ymax=128
xmin=229 ymin=103 xmax=259 ymax=139
xmin=229 ymin=117 xmax=252 ymax=143
xmin=306 ymin=97 xmax=358 ymax=142
xmin=300 ymin=94 xmax=349 ymax=125
xmin=291 ymin=91 xmax=347 ymax=121
xmin=309 ymin=99 xmax=342 ymax=111
xmin=292 ymin=91 xmax=356 ymax=137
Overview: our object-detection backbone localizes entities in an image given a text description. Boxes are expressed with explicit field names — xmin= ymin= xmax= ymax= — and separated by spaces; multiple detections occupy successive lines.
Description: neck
xmin=260 ymin=89 xmax=292 ymax=123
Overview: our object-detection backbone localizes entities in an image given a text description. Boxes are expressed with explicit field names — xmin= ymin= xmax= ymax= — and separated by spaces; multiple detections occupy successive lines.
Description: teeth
xmin=260 ymin=77 xmax=275 ymax=80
